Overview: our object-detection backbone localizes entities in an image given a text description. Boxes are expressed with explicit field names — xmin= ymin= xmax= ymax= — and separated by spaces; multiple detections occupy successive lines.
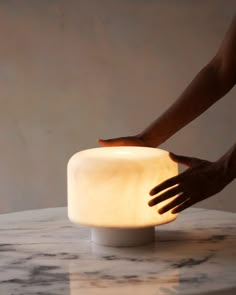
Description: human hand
xmin=148 ymin=153 xmax=226 ymax=214
xmin=98 ymin=135 xmax=154 ymax=147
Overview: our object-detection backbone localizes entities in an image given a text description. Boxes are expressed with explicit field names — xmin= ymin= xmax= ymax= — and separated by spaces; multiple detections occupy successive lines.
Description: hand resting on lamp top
xmin=98 ymin=135 xmax=154 ymax=147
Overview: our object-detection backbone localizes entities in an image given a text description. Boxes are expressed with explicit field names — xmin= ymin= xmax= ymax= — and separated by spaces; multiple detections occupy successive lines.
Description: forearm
xmin=217 ymin=143 xmax=236 ymax=186
xmin=140 ymin=58 xmax=235 ymax=147
xmin=139 ymin=15 xmax=236 ymax=148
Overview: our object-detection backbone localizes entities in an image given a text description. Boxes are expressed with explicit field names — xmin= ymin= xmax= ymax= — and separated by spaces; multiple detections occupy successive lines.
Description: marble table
xmin=0 ymin=207 xmax=235 ymax=295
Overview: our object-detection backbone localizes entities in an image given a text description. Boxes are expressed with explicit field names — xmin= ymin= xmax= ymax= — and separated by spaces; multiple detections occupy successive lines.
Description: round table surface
xmin=0 ymin=207 xmax=235 ymax=295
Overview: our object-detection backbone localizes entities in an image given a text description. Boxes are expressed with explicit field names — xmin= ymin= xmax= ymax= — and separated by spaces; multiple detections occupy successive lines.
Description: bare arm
xmin=99 ymin=15 xmax=236 ymax=147
xmin=140 ymin=16 xmax=236 ymax=147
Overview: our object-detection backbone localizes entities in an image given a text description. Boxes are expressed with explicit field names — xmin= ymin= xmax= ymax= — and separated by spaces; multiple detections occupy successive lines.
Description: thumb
xmin=98 ymin=138 xmax=126 ymax=147
xmin=169 ymin=152 xmax=201 ymax=167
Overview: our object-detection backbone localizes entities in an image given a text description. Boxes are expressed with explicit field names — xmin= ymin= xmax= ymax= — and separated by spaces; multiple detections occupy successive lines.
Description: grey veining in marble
xmin=0 ymin=207 xmax=235 ymax=295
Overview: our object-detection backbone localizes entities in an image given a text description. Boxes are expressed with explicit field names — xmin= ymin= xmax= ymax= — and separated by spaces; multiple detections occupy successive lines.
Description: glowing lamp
xmin=67 ymin=147 xmax=178 ymax=247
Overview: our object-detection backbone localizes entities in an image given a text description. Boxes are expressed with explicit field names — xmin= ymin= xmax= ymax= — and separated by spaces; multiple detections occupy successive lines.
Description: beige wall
xmin=0 ymin=0 xmax=235 ymax=213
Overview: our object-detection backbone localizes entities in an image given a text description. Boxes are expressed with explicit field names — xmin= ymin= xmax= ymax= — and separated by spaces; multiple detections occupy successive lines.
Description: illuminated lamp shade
xmin=67 ymin=147 xmax=178 ymax=247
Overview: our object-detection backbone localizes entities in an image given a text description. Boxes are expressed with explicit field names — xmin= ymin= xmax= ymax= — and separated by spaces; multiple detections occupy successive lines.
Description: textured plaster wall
xmin=0 ymin=0 xmax=235 ymax=213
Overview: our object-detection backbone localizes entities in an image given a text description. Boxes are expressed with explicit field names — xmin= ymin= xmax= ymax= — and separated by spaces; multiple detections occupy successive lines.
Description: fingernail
xmin=148 ymin=201 xmax=153 ymax=207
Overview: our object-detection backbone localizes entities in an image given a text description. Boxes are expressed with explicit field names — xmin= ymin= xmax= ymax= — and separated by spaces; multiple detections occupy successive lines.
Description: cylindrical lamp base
xmin=91 ymin=227 xmax=155 ymax=247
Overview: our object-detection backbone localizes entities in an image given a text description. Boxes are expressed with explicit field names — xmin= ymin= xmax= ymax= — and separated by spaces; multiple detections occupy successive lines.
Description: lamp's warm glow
xmin=67 ymin=146 xmax=178 ymax=246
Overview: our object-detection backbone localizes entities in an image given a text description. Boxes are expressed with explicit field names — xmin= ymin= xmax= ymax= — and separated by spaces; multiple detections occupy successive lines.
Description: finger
xmin=149 ymin=175 xmax=181 ymax=196
xmin=171 ymin=198 xmax=193 ymax=214
xmin=158 ymin=193 xmax=187 ymax=214
xmin=148 ymin=185 xmax=182 ymax=207
xmin=169 ymin=152 xmax=201 ymax=167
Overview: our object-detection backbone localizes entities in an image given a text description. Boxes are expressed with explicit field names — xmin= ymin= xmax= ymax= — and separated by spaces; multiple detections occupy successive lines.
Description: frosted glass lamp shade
xmin=67 ymin=147 xmax=178 ymax=246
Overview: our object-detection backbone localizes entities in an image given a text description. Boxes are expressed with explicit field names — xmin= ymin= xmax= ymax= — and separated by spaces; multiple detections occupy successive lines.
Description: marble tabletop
xmin=0 ymin=207 xmax=235 ymax=295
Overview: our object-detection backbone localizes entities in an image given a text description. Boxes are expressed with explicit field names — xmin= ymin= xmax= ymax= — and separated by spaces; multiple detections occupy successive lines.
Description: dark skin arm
xmin=98 ymin=16 xmax=236 ymax=213
xmin=99 ymin=16 xmax=236 ymax=147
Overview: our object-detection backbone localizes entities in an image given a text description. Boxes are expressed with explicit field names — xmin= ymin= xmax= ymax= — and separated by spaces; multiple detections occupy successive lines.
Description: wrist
xmin=138 ymin=132 xmax=167 ymax=148
xmin=215 ymin=154 xmax=236 ymax=187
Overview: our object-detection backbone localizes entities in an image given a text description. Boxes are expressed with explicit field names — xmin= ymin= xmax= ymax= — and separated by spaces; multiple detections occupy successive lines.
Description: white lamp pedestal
xmin=91 ymin=227 xmax=155 ymax=247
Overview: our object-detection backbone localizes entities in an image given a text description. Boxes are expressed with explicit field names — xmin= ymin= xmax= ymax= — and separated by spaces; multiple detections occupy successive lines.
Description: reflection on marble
xmin=0 ymin=207 xmax=235 ymax=294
